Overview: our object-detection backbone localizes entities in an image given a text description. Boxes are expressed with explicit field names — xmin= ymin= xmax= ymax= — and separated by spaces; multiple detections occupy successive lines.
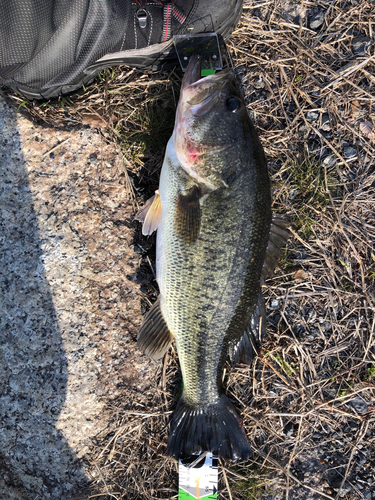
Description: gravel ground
xmin=0 ymin=93 xmax=153 ymax=499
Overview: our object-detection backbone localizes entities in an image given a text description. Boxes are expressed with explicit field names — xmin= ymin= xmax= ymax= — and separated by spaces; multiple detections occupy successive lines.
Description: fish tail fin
xmin=167 ymin=394 xmax=252 ymax=461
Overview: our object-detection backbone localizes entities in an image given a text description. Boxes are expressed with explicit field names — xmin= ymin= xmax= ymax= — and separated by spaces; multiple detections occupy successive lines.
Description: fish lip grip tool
xmin=173 ymin=33 xmax=223 ymax=75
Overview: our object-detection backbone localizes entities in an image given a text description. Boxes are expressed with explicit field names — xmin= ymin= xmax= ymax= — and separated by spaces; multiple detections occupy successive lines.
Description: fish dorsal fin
xmin=135 ymin=190 xmax=161 ymax=236
xmin=174 ymin=185 xmax=201 ymax=244
xmin=137 ymin=296 xmax=173 ymax=359
xmin=261 ymin=217 xmax=290 ymax=281
xmin=229 ymin=292 xmax=266 ymax=365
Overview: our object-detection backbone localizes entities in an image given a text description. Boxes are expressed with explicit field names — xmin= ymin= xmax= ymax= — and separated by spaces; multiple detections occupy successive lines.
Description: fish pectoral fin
xmin=137 ymin=297 xmax=173 ymax=360
xmin=135 ymin=190 xmax=161 ymax=235
xmin=174 ymin=185 xmax=201 ymax=244
xmin=229 ymin=292 xmax=266 ymax=365
xmin=261 ymin=216 xmax=290 ymax=281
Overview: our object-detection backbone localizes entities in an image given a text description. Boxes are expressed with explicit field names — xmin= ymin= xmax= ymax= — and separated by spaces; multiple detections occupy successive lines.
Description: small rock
xmin=295 ymin=324 xmax=306 ymax=336
xmin=289 ymin=188 xmax=298 ymax=200
xmin=323 ymin=155 xmax=336 ymax=167
xmin=299 ymin=126 xmax=309 ymax=139
xmin=343 ymin=146 xmax=357 ymax=159
xmin=284 ymin=422 xmax=294 ymax=436
xmin=352 ymin=36 xmax=371 ymax=56
xmin=270 ymin=298 xmax=280 ymax=310
xmin=323 ymin=321 xmax=331 ymax=332
xmin=306 ymin=110 xmax=319 ymax=121
xmin=253 ymin=75 xmax=265 ymax=89
xmin=269 ymin=312 xmax=280 ymax=326
xmin=348 ymin=397 xmax=369 ymax=414
xmin=309 ymin=10 xmax=325 ymax=30
xmin=89 ymin=153 xmax=98 ymax=163
xmin=334 ymin=482 xmax=352 ymax=496
xmin=357 ymin=452 xmax=367 ymax=466
xmin=320 ymin=114 xmax=331 ymax=131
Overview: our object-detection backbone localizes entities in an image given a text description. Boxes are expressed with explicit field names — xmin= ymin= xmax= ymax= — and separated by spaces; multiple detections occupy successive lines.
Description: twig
xmin=221 ymin=464 xmax=234 ymax=500
xmin=323 ymin=57 xmax=374 ymax=90
xmin=42 ymin=137 xmax=70 ymax=156
xmin=186 ymin=451 xmax=209 ymax=470
xmin=68 ymin=494 xmax=121 ymax=500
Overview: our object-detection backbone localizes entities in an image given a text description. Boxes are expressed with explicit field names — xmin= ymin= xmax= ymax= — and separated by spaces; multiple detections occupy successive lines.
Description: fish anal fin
xmin=174 ymin=185 xmax=201 ymax=244
xmin=135 ymin=190 xmax=161 ymax=236
xmin=261 ymin=216 xmax=290 ymax=280
xmin=137 ymin=297 xmax=173 ymax=359
xmin=229 ymin=292 xmax=266 ymax=365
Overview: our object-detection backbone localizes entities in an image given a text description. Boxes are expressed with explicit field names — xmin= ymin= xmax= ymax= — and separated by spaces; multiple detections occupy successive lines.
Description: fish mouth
xmin=173 ymin=56 xmax=237 ymax=189
xmin=181 ymin=55 xmax=232 ymax=108
xmin=181 ymin=54 xmax=203 ymax=90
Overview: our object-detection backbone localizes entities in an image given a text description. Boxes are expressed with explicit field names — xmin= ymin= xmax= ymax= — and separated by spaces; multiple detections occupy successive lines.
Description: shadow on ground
xmin=0 ymin=94 xmax=89 ymax=499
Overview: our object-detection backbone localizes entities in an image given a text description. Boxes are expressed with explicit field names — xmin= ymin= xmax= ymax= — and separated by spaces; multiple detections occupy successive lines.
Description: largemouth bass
xmin=136 ymin=56 xmax=288 ymax=461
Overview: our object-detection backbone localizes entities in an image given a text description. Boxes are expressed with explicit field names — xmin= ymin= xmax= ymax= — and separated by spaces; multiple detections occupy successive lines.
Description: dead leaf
xmin=81 ymin=114 xmax=107 ymax=129
xmin=294 ymin=269 xmax=305 ymax=280
xmin=359 ymin=120 xmax=375 ymax=141
xmin=334 ymin=60 xmax=360 ymax=76
xmin=350 ymin=100 xmax=362 ymax=119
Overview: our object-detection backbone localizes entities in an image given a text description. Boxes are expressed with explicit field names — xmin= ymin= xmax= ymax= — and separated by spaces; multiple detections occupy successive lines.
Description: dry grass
xmin=6 ymin=0 xmax=375 ymax=498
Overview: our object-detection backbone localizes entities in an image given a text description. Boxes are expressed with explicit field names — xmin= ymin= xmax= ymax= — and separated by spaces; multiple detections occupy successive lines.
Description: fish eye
xmin=226 ymin=97 xmax=240 ymax=112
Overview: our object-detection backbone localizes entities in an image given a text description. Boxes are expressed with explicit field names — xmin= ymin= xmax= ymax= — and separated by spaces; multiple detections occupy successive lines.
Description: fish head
xmin=173 ymin=56 xmax=252 ymax=190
